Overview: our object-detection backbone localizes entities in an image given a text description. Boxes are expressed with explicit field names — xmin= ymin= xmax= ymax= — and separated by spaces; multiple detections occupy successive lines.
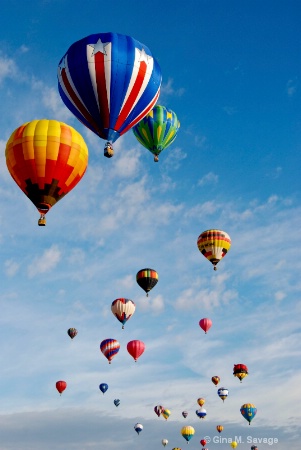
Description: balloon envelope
xmin=134 ymin=423 xmax=143 ymax=435
xmin=100 ymin=338 xmax=120 ymax=363
xmin=233 ymin=363 xmax=249 ymax=382
xmin=67 ymin=328 xmax=78 ymax=339
xmin=197 ymin=229 xmax=231 ymax=270
xmin=216 ymin=425 xmax=224 ymax=433
xmin=182 ymin=410 xmax=188 ymax=418
xmin=114 ymin=399 xmax=120 ymax=407
xmin=56 ymin=380 xmax=67 ymax=395
xmin=218 ymin=387 xmax=229 ymax=401
xmin=132 ymin=105 xmax=180 ymax=161
xmin=240 ymin=403 xmax=257 ymax=425
xmin=99 ymin=383 xmax=108 ymax=394
xmin=136 ymin=268 xmax=158 ymax=296
xmin=5 ymin=119 xmax=88 ymax=224
xmin=181 ymin=426 xmax=195 ymax=442
xmin=162 ymin=409 xmax=170 ymax=420
xmin=127 ymin=340 xmax=145 ymax=361
xmin=199 ymin=318 xmax=212 ymax=334
xmin=58 ymin=33 xmax=162 ymax=145
xmin=111 ymin=298 xmax=136 ymax=328
xmin=212 ymin=375 xmax=220 ymax=385
xmin=162 ymin=439 xmax=168 ymax=447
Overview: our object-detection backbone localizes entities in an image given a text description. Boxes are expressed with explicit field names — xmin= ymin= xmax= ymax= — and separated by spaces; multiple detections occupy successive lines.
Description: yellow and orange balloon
xmin=5 ymin=119 xmax=88 ymax=225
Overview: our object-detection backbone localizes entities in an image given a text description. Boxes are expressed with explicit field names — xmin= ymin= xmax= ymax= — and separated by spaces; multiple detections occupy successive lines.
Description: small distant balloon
xmin=162 ymin=409 xmax=171 ymax=420
xmin=182 ymin=410 xmax=188 ymax=418
xmin=233 ymin=363 xmax=248 ymax=382
xmin=67 ymin=328 xmax=78 ymax=339
xmin=56 ymin=380 xmax=67 ymax=396
xmin=127 ymin=340 xmax=145 ymax=362
xmin=114 ymin=399 xmax=120 ymax=407
xmin=199 ymin=318 xmax=212 ymax=334
xmin=154 ymin=405 xmax=164 ymax=417
xmin=99 ymin=383 xmax=108 ymax=394
xmin=197 ymin=397 xmax=205 ymax=407
xmin=200 ymin=439 xmax=207 ymax=446
xmin=162 ymin=439 xmax=168 ymax=447
xmin=134 ymin=423 xmax=143 ymax=435
xmin=111 ymin=298 xmax=136 ymax=329
xmin=197 ymin=229 xmax=231 ymax=270
xmin=217 ymin=387 xmax=229 ymax=402
xmin=100 ymin=338 xmax=120 ymax=363
xmin=136 ymin=268 xmax=158 ymax=296
xmin=216 ymin=425 xmax=224 ymax=433
xmin=240 ymin=403 xmax=257 ymax=425
xmin=196 ymin=407 xmax=207 ymax=419
xmin=212 ymin=375 xmax=220 ymax=385
xmin=230 ymin=442 xmax=238 ymax=449
xmin=181 ymin=426 xmax=195 ymax=443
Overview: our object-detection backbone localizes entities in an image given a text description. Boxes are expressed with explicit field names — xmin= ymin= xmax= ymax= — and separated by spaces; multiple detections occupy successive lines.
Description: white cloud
xmin=160 ymin=77 xmax=185 ymax=97
xmin=198 ymin=171 xmax=219 ymax=186
xmin=4 ymin=259 xmax=20 ymax=277
xmin=0 ymin=55 xmax=18 ymax=83
xmin=27 ymin=245 xmax=61 ymax=278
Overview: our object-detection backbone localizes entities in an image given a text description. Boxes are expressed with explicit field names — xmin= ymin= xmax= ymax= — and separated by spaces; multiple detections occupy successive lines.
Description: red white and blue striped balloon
xmin=100 ymin=338 xmax=120 ymax=363
xmin=57 ymin=32 xmax=162 ymax=144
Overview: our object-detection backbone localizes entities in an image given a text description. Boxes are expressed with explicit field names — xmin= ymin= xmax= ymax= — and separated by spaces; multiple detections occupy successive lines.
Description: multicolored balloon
xmin=100 ymin=338 xmax=120 ymax=363
xmin=99 ymin=383 xmax=108 ymax=394
xmin=199 ymin=318 xmax=212 ymax=334
xmin=111 ymin=298 xmax=136 ymax=329
xmin=67 ymin=328 xmax=78 ymax=339
xmin=182 ymin=410 xmax=188 ymax=418
xmin=56 ymin=380 xmax=67 ymax=396
xmin=127 ymin=340 xmax=145 ymax=362
xmin=134 ymin=423 xmax=143 ymax=435
xmin=212 ymin=375 xmax=220 ymax=386
xmin=217 ymin=387 xmax=229 ymax=402
xmin=154 ymin=405 xmax=164 ymax=417
xmin=181 ymin=426 xmax=195 ymax=443
xmin=58 ymin=32 xmax=162 ymax=155
xmin=196 ymin=407 xmax=207 ymax=419
xmin=162 ymin=409 xmax=171 ymax=420
xmin=132 ymin=104 xmax=180 ymax=162
xmin=5 ymin=119 xmax=88 ymax=226
xmin=114 ymin=399 xmax=120 ymax=407
xmin=216 ymin=425 xmax=224 ymax=433
xmin=233 ymin=363 xmax=248 ymax=382
xmin=197 ymin=229 xmax=231 ymax=270
xmin=136 ymin=268 xmax=158 ymax=296
xmin=240 ymin=403 xmax=257 ymax=425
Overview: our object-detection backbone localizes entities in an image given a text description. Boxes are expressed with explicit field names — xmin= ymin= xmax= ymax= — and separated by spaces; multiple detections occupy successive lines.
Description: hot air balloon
xmin=111 ymin=298 xmax=136 ymax=329
xmin=197 ymin=229 xmax=231 ymax=270
xmin=132 ymin=105 xmax=180 ymax=162
xmin=127 ymin=340 xmax=145 ymax=362
xmin=57 ymin=32 xmax=162 ymax=157
xmin=233 ymin=363 xmax=248 ymax=382
xmin=5 ymin=119 xmax=88 ymax=226
xmin=199 ymin=318 xmax=212 ymax=334
xmin=134 ymin=423 xmax=143 ymax=435
xmin=56 ymin=380 xmax=67 ymax=395
xmin=217 ymin=387 xmax=229 ymax=402
xmin=162 ymin=439 xmax=168 ymax=447
xmin=212 ymin=375 xmax=220 ymax=385
xmin=99 ymin=383 xmax=108 ymax=394
xmin=172 ymin=448 xmax=181 ymax=450
xmin=216 ymin=425 xmax=224 ymax=433
xmin=67 ymin=328 xmax=78 ymax=339
xmin=200 ymin=439 xmax=207 ymax=447
xmin=100 ymin=338 xmax=120 ymax=363
xmin=162 ymin=409 xmax=171 ymax=420
xmin=182 ymin=411 xmax=188 ymax=418
xmin=240 ymin=403 xmax=257 ymax=425
xmin=181 ymin=425 xmax=195 ymax=443
xmin=114 ymin=399 xmax=120 ymax=407
xmin=251 ymin=446 xmax=258 ymax=450
xmin=230 ymin=442 xmax=238 ymax=449
xmin=154 ymin=405 xmax=164 ymax=418
xmin=197 ymin=398 xmax=205 ymax=407
xmin=196 ymin=408 xmax=207 ymax=419
xmin=136 ymin=268 xmax=158 ymax=296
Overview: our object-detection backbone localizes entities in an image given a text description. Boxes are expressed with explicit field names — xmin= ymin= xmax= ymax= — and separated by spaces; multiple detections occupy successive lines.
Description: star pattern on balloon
xmin=88 ymin=38 xmax=110 ymax=56
xmin=137 ymin=47 xmax=153 ymax=65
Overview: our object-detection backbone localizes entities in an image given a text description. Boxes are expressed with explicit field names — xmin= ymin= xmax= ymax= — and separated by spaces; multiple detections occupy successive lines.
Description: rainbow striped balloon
xmin=100 ymin=338 xmax=120 ymax=364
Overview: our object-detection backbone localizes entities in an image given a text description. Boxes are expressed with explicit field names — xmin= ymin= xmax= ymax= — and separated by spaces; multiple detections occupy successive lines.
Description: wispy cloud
xmin=198 ymin=171 xmax=219 ymax=186
xmin=27 ymin=245 xmax=61 ymax=278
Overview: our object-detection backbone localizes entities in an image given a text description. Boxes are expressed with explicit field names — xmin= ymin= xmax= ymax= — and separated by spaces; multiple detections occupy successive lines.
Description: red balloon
xmin=199 ymin=318 xmax=212 ymax=334
xmin=127 ymin=340 xmax=145 ymax=362
xmin=200 ymin=440 xmax=207 ymax=446
xmin=56 ymin=380 xmax=67 ymax=395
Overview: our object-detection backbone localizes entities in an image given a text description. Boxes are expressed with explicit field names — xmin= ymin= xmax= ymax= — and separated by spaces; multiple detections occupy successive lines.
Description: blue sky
xmin=0 ymin=0 xmax=300 ymax=449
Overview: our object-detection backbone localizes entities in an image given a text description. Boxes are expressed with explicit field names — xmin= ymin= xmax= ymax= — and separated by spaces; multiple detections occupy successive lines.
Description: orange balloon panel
xmin=5 ymin=119 xmax=88 ymax=214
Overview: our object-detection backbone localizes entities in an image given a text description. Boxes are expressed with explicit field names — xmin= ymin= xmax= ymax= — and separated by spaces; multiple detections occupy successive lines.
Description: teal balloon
xmin=240 ymin=403 xmax=257 ymax=425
